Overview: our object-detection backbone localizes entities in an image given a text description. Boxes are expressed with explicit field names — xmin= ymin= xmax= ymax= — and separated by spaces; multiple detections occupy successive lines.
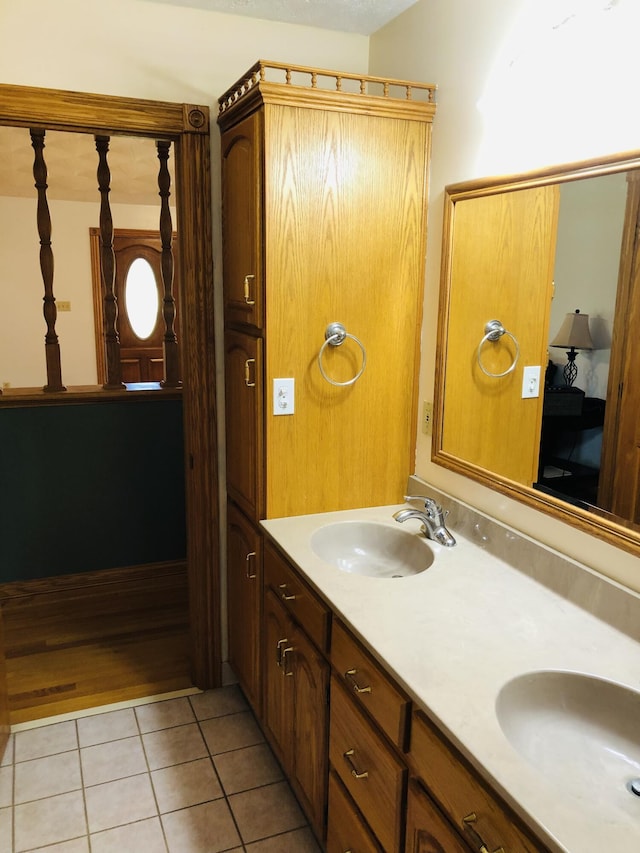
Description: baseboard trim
xmin=0 ymin=559 xmax=187 ymax=600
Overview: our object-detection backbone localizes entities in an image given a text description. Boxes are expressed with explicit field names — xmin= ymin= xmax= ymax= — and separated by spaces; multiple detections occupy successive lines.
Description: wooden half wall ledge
xmin=0 ymin=559 xmax=187 ymax=600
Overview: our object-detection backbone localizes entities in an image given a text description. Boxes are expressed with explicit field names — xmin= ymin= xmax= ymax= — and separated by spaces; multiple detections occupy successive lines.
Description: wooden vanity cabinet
xmin=409 ymin=709 xmax=546 ymax=853
xmin=262 ymin=542 xmax=330 ymax=839
xmin=226 ymin=501 xmax=262 ymax=714
xmin=405 ymin=778 xmax=469 ymax=853
xmin=326 ymin=769 xmax=383 ymax=853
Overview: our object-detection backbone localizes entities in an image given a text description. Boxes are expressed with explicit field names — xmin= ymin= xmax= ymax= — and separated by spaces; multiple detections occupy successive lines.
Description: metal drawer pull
xmin=244 ymin=358 xmax=256 ymax=387
xmin=345 ymin=669 xmax=372 ymax=694
xmin=276 ymin=638 xmax=289 ymax=667
xmin=278 ymin=583 xmax=296 ymax=601
xmin=343 ymin=748 xmax=369 ymax=779
xmin=243 ymin=274 xmax=255 ymax=305
xmin=281 ymin=645 xmax=294 ymax=677
xmin=245 ymin=551 xmax=257 ymax=579
xmin=462 ymin=813 xmax=505 ymax=853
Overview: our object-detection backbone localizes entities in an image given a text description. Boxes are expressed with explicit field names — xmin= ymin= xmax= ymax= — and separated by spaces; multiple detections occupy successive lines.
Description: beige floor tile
xmin=151 ymin=757 xmax=223 ymax=813
xmin=76 ymin=708 xmax=138 ymax=748
xmin=84 ymin=772 xmax=157 ymax=834
xmin=0 ymin=765 xmax=11 ymax=808
xmin=0 ymin=735 xmax=13 ymax=767
xmin=135 ymin=697 xmax=196 ymax=733
xmin=14 ymin=721 xmax=77 ymax=762
xmin=214 ymin=743 xmax=283 ymax=795
xmin=162 ymin=799 xmax=241 ymax=853
xmin=229 ymin=780 xmax=306 ymax=845
xmin=0 ymin=806 xmax=12 ymax=853
xmin=23 ymin=838 xmax=90 ymax=853
xmin=14 ymin=750 xmax=81 ymax=804
xmin=14 ymin=790 xmax=86 ymax=852
xmin=245 ymin=826 xmax=322 ymax=852
xmin=80 ymin=735 xmax=147 ymax=786
xmin=90 ymin=816 xmax=167 ymax=853
xmin=200 ymin=711 xmax=263 ymax=756
xmin=142 ymin=723 xmax=208 ymax=771
xmin=189 ymin=686 xmax=248 ymax=721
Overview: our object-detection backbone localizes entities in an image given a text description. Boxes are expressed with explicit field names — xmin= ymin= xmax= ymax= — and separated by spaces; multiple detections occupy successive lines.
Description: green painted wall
xmin=0 ymin=399 xmax=186 ymax=582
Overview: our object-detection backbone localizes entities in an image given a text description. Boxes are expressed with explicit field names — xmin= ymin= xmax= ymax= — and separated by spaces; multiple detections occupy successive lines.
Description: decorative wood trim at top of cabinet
xmin=217 ymin=60 xmax=437 ymax=129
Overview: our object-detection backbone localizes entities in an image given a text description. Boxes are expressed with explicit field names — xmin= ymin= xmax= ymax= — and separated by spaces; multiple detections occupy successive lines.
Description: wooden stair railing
xmin=157 ymin=140 xmax=180 ymax=388
xmin=30 ymin=128 xmax=66 ymax=393
xmin=95 ymin=135 xmax=124 ymax=390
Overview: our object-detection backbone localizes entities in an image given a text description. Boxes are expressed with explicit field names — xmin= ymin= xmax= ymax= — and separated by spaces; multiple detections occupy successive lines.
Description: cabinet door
xmin=263 ymin=588 xmax=293 ymax=769
xmin=221 ymin=111 xmax=263 ymax=330
xmin=406 ymin=779 xmax=469 ymax=853
xmin=226 ymin=501 xmax=262 ymax=713
xmin=224 ymin=330 xmax=264 ymax=519
xmin=290 ymin=621 xmax=329 ymax=837
xmin=327 ymin=769 xmax=383 ymax=853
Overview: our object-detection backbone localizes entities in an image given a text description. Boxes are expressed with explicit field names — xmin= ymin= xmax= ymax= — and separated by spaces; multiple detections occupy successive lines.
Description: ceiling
xmin=149 ymin=0 xmax=418 ymax=35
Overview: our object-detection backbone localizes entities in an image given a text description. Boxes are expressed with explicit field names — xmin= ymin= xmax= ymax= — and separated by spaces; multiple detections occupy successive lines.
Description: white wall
xmin=370 ymin=0 xmax=640 ymax=591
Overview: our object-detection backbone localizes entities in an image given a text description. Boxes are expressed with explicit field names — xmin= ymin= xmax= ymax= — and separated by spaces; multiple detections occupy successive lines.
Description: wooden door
xmin=599 ymin=171 xmax=640 ymax=520
xmin=226 ymin=501 xmax=262 ymax=713
xmin=221 ymin=111 xmax=263 ymax=330
xmin=441 ymin=185 xmax=559 ymax=486
xmin=290 ymin=622 xmax=329 ymax=837
xmin=263 ymin=588 xmax=293 ymax=770
xmin=0 ymin=608 xmax=9 ymax=760
xmin=224 ymin=331 xmax=264 ymax=519
xmin=405 ymin=779 xmax=469 ymax=853
xmin=91 ymin=229 xmax=180 ymax=384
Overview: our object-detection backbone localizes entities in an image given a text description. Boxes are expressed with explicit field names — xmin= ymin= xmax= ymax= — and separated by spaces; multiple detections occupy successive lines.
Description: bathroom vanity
xmin=259 ymin=494 xmax=640 ymax=853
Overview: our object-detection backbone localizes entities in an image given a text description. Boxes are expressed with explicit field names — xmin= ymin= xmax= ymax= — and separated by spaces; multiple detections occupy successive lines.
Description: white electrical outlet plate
xmin=273 ymin=378 xmax=295 ymax=415
xmin=522 ymin=365 xmax=541 ymax=399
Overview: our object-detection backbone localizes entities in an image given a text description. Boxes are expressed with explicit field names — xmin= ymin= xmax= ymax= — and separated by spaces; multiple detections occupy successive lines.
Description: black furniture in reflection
xmin=536 ymin=391 xmax=606 ymax=505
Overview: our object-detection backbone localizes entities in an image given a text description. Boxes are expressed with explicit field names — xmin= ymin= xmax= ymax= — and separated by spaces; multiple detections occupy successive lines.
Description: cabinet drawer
xmin=405 ymin=778 xmax=469 ymax=853
xmin=331 ymin=620 xmax=410 ymax=749
xmin=327 ymin=769 xmax=383 ymax=853
xmin=330 ymin=676 xmax=406 ymax=853
xmin=263 ymin=542 xmax=330 ymax=653
xmin=410 ymin=710 xmax=544 ymax=853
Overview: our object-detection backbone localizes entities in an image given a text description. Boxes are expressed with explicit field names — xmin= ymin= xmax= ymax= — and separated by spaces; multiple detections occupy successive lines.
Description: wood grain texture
xmin=439 ymin=185 xmax=559 ymax=486
xmin=264 ymin=104 xmax=430 ymax=517
xmin=1 ymin=562 xmax=190 ymax=724
xmin=0 ymin=610 xmax=9 ymax=757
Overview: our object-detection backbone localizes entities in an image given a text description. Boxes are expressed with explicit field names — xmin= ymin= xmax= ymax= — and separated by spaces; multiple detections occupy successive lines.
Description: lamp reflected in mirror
xmin=550 ymin=309 xmax=594 ymax=387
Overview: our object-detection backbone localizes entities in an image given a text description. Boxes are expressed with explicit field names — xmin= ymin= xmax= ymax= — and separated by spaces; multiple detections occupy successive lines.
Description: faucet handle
xmin=404 ymin=494 xmax=438 ymax=508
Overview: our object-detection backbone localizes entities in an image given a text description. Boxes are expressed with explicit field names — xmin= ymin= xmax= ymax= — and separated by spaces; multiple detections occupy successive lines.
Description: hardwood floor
xmin=0 ymin=562 xmax=192 ymax=724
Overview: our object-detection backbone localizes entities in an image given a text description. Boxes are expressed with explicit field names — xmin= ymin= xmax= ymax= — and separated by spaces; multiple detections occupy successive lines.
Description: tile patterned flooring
xmin=0 ymin=686 xmax=322 ymax=853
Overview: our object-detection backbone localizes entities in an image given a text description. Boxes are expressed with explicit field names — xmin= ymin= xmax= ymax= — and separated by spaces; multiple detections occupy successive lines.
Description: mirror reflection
xmin=434 ymin=152 xmax=640 ymax=548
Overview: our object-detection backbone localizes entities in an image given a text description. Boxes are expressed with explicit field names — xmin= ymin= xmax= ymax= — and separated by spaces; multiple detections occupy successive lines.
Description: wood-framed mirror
xmin=433 ymin=149 xmax=640 ymax=557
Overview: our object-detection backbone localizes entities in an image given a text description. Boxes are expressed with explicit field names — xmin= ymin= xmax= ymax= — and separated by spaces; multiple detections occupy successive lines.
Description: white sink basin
xmin=496 ymin=670 xmax=640 ymax=812
xmin=310 ymin=520 xmax=434 ymax=578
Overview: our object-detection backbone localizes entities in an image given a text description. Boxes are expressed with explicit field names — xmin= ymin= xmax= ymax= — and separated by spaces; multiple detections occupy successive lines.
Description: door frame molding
xmin=0 ymin=83 xmax=221 ymax=689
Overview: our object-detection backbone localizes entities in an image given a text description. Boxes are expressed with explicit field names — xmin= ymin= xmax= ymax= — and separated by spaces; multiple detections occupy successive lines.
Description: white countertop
xmin=261 ymin=504 xmax=640 ymax=853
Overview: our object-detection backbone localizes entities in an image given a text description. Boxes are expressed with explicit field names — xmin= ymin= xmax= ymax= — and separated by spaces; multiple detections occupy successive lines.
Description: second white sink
xmin=310 ymin=520 xmax=434 ymax=578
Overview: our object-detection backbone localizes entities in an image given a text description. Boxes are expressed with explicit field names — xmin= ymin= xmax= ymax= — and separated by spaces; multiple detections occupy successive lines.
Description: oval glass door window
xmin=125 ymin=257 xmax=159 ymax=340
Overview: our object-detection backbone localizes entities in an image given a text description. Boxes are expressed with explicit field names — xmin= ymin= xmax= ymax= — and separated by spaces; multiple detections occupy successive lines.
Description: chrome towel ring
xmin=318 ymin=322 xmax=367 ymax=386
xmin=477 ymin=319 xmax=520 ymax=378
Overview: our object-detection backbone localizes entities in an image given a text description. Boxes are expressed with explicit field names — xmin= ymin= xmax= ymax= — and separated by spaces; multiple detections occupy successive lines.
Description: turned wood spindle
xmin=95 ymin=135 xmax=124 ymax=389
xmin=156 ymin=140 xmax=180 ymax=388
xmin=30 ymin=128 xmax=66 ymax=393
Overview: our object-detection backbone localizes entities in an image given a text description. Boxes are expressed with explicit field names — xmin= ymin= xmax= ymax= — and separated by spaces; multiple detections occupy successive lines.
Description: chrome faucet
xmin=393 ymin=495 xmax=456 ymax=547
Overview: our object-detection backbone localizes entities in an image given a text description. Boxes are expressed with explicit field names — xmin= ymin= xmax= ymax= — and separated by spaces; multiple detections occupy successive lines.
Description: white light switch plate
xmin=273 ymin=378 xmax=295 ymax=415
xmin=522 ymin=365 xmax=541 ymax=399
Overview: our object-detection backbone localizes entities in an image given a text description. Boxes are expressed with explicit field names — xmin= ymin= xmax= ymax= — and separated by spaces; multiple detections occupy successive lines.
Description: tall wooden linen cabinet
xmin=218 ymin=61 xmax=435 ymax=841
